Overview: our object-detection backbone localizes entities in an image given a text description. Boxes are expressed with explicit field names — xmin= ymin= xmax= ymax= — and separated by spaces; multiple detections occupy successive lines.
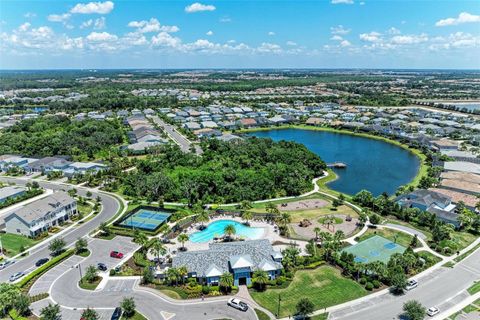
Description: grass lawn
xmin=121 ymin=311 xmax=147 ymax=320
xmin=75 ymin=249 xmax=91 ymax=257
xmin=79 ymin=276 xmax=102 ymax=290
xmin=250 ymin=266 xmax=367 ymax=318
xmin=310 ymin=314 xmax=329 ymax=320
xmin=468 ymin=281 xmax=480 ymax=295
xmin=254 ymin=309 xmax=270 ymax=320
xmin=0 ymin=233 xmax=39 ymax=257
xmin=77 ymin=202 xmax=93 ymax=216
xmin=357 ymin=227 xmax=418 ymax=248
xmin=454 ymin=242 xmax=480 ymax=263
xmin=462 ymin=304 xmax=479 ymax=313
xmin=160 ymin=289 xmax=182 ymax=299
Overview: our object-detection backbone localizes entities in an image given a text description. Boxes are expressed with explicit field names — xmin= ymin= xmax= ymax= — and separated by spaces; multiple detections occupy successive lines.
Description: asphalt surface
xmin=329 ymin=247 xmax=480 ymax=320
xmin=0 ymin=177 xmax=121 ymax=283
xmin=31 ymin=237 xmax=257 ymax=320
xmin=150 ymin=116 xmax=203 ymax=154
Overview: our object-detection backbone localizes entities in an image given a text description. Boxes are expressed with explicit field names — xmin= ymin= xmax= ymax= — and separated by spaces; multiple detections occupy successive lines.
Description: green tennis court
xmin=343 ymin=235 xmax=406 ymax=263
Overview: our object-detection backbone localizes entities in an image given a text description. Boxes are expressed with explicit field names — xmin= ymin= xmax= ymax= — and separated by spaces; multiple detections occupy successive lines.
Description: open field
xmin=0 ymin=233 xmax=39 ymax=257
xmin=250 ymin=266 xmax=367 ymax=318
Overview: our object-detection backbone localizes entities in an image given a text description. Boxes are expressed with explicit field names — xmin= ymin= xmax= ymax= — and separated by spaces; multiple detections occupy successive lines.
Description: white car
xmin=427 ymin=307 xmax=439 ymax=316
xmin=227 ymin=298 xmax=248 ymax=312
xmin=0 ymin=260 xmax=15 ymax=270
xmin=406 ymin=279 xmax=418 ymax=290
xmin=9 ymin=272 xmax=25 ymax=282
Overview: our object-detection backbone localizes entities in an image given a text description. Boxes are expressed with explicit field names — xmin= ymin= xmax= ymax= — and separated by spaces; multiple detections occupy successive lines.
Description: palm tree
xmin=149 ymin=238 xmax=166 ymax=265
xmin=239 ymin=200 xmax=253 ymax=211
xmin=177 ymin=233 xmax=189 ymax=250
xmin=133 ymin=229 xmax=148 ymax=250
xmin=195 ymin=210 xmax=210 ymax=230
xmin=277 ymin=212 xmax=292 ymax=227
xmin=224 ymin=224 xmax=236 ymax=240
xmin=241 ymin=211 xmax=253 ymax=225
xmin=313 ymin=227 xmax=321 ymax=240
xmin=266 ymin=202 xmax=280 ymax=215
xmin=177 ymin=266 xmax=188 ymax=284
xmin=253 ymin=270 xmax=269 ymax=290
xmin=219 ymin=272 xmax=234 ymax=292
xmin=99 ymin=222 xmax=110 ymax=236
xmin=167 ymin=267 xmax=179 ymax=286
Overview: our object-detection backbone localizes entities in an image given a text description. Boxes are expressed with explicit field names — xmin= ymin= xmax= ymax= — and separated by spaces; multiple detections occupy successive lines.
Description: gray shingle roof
xmin=172 ymin=239 xmax=282 ymax=277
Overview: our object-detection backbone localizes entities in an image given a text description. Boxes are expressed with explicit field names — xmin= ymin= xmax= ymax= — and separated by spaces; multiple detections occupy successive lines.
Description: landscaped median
xmin=17 ymin=249 xmax=74 ymax=292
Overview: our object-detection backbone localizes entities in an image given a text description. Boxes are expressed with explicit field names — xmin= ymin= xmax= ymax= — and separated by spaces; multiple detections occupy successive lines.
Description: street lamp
xmin=76 ymin=264 xmax=83 ymax=283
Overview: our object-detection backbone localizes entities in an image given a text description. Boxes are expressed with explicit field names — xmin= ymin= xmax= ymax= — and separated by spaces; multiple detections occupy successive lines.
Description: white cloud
xmin=185 ymin=3 xmax=216 ymax=13
xmin=70 ymin=1 xmax=114 ymax=14
xmin=206 ymin=30 xmax=213 ymax=36
xmin=331 ymin=25 xmax=351 ymax=35
xmin=257 ymin=42 xmax=282 ymax=53
xmin=435 ymin=12 xmax=480 ymax=27
xmin=359 ymin=31 xmax=382 ymax=42
xmin=330 ymin=35 xmax=343 ymax=41
xmin=286 ymin=41 xmax=297 ymax=46
xmin=331 ymin=0 xmax=354 ymax=4
xmin=80 ymin=19 xmax=93 ymax=28
xmin=24 ymin=12 xmax=36 ymax=18
xmin=391 ymin=33 xmax=428 ymax=44
xmin=429 ymin=32 xmax=480 ymax=50
xmin=86 ymin=31 xmax=117 ymax=41
xmin=127 ymin=18 xmax=179 ymax=33
xmin=122 ymin=32 xmax=147 ymax=46
xmin=268 ymin=31 xmax=275 ymax=36
xmin=388 ymin=27 xmax=401 ymax=35
xmin=18 ymin=22 xmax=31 ymax=32
xmin=220 ymin=17 xmax=231 ymax=23
xmin=340 ymin=40 xmax=351 ymax=47
xmin=48 ymin=13 xmax=71 ymax=22
xmin=359 ymin=1 xmax=365 ymax=5
xmin=94 ymin=17 xmax=106 ymax=29
xmin=151 ymin=32 xmax=182 ymax=48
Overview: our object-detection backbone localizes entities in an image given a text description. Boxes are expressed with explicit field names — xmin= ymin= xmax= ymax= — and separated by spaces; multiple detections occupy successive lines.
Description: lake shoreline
xmin=239 ymin=125 xmax=428 ymax=195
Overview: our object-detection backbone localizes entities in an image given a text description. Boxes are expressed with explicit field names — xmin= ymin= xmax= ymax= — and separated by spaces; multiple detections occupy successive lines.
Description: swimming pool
xmin=189 ymin=219 xmax=264 ymax=243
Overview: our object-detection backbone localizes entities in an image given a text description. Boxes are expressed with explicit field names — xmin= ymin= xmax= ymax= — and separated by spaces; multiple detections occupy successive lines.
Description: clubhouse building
xmin=172 ymin=239 xmax=283 ymax=286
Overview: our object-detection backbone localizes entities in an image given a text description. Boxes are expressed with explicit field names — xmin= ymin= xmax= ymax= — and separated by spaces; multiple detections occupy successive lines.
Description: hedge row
xmin=17 ymin=249 xmax=74 ymax=291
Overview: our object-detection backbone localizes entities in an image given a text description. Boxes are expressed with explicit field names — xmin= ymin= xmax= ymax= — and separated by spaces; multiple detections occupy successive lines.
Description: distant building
xmin=0 ymin=186 xmax=27 ymax=204
xmin=5 ymin=191 xmax=77 ymax=237
xmin=396 ymin=189 xmax=458 ymax=226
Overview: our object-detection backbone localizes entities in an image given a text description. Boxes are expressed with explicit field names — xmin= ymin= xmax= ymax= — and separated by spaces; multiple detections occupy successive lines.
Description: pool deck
xmin=147 ymin=215 xmax=307 ymax=259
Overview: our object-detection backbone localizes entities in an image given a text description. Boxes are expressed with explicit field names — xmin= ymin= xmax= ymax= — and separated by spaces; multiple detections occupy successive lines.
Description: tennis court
xmin=119 ymin=207 xmax=171 ymax=231
xmin=342 ymin=235 xmax=406 ymax=263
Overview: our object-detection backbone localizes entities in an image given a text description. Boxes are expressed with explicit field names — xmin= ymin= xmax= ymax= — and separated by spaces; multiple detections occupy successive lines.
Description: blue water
xmin=189 ymin=219 xmax=264 ymax=243
xmin=249 ymin=129 xmax=420 ymax=196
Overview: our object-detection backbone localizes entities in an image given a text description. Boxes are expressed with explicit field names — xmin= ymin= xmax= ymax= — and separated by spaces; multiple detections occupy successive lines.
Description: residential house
xmin=4 ymin=191 xmax=77 ymax=237
xmin=0 ymin=186 xmax=27 ymax=204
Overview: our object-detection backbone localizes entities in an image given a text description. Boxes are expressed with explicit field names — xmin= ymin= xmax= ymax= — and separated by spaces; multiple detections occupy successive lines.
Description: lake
xmin=249 ymin=128 xmax=420 ymax=196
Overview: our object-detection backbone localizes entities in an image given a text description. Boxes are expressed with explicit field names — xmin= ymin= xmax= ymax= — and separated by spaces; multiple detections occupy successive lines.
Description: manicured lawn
xmin=454 ymin=242 xmax=480 ymax=263
xmin=77 ymin=202 xmax=93 ymax=216
xmin=160 ymin=289 xmax=182 ymax=299
xmin=75 ymin=249 xmax=91 ymax=257
xmin=310 ymin=314 xmax=329 ymax=320
xmin=79 ymin=276 xmax=102 ymax=290
xmin=254 ymin=309 xmax=270 ymax=320
xmin=468 ymin=281 xmax=480 ymax=295
xmin=0 ymin=233 xmax=39 ymax=257
xmin=250 ymin=266 xmax=367 ymax=318
xmin=357 ymin=227 xmax=418 ymax=248
xmin=121 ymin=311 xmax=147 ymax=320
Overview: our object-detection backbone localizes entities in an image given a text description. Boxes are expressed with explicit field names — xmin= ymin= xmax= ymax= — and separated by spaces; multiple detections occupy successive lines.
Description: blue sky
xmin=0 ymin=0 xmax=479 ymax=69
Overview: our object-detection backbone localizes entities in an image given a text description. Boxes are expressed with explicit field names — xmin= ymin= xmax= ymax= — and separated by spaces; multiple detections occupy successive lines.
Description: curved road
xmin=0 ymin=177 xmax=121 ymax=283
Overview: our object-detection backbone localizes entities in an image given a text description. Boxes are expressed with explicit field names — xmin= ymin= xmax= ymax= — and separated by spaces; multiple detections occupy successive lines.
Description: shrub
xmin=109 ymin=269 xmax=116 ymax=276
xmin=304 ymin=260 xmax=325 ymax=269
xmin=372 ymin=280 xmax=381 ymax=288
xmin=276 ymin=276 xmax=286 ymax=286
xmin=365 ymin=282 xmax=374 ymax=291
xmin=202 ymin=286 xmax=210 ymax=294
xmin=359 ymin=278 xmax=367 ymax=285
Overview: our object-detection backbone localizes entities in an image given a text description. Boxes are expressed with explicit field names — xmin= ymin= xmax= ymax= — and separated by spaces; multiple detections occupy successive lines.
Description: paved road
xmin=329 ymin=246 xmax=480 ymax=320
xmin=0 ymin=177 xmax=121 ymax=283
xmin=32 ymin=237 xmax=257 ymax=320
xmin=150 ymin=116 xmax=203 ymax=154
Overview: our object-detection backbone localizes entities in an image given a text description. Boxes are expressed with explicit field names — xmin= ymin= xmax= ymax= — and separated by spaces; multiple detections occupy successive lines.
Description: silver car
xmin=227 ymin=298 xmax=248 ymax=312
xmin=9 ymin=272 xmax=25 ymax=282
xmin=0 ymin=260 xmax=15 ymax=270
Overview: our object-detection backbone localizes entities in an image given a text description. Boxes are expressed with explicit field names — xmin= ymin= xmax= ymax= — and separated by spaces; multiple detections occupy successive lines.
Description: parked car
xmin=406 ymin=279 xmax=418 ymax=290
xmin=0 ymin=260 xmax=15 ymax=270
xmin=110 ymin=251 xmax=124 ymax=259
xmin=427 ymin=307 xmax=439 ymax=316
xmin=97 ymin=263 xmax=108 ymax=271
xmin=227 ymin=298 xmax=248 ymax=312
xmin=111 ymin=307 xmax=122 ymax=320
xmin=9 ymin=272 xmax=25 ymax=282
xmin=35 ymin=258 xmax=49 ymax=267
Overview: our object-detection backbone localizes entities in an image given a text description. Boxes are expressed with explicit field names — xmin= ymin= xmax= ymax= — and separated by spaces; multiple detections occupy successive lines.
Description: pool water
xmin=189 ymin=219 xmax=264 ymax=243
